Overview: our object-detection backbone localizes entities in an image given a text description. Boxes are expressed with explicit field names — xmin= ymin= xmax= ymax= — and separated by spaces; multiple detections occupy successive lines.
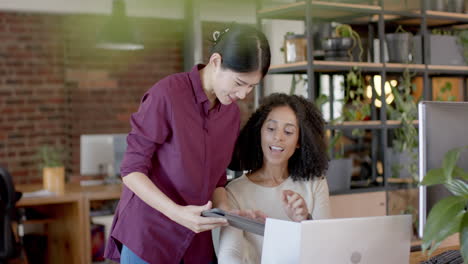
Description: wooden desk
xmin=16 ymin=183 xmax=122 ymax=264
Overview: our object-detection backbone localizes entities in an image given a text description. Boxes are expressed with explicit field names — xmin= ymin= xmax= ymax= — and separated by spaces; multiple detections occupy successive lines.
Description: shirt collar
xmin=189 ymin=64 xmax=223 ymax=112
xmin=189 ymin=64 xmax=209 ymax=105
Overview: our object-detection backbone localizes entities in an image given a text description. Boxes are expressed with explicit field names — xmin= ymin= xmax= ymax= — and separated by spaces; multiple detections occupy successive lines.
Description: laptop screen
xmin=418 ymin=101 xmax=468 ymax=237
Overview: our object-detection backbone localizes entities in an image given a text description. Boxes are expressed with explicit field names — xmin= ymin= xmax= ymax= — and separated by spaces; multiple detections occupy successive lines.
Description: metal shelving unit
xmin=255 ymin=0 xmax=468 ymax=193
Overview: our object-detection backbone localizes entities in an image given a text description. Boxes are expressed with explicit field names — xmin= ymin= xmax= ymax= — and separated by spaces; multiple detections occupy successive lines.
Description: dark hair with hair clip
xmin=210 ymin=23 xmax=271 ymax=77
xmin=229 ymin=93 xmax=329 ymax=181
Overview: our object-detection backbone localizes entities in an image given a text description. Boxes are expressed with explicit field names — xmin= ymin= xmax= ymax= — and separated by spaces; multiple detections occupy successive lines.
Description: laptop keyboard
xmin=420 ymin=250 xmax=463 ymax=264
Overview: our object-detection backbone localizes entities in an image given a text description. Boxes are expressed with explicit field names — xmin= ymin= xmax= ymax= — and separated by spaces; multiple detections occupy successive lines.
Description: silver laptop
xmin=261 ymin=215 xmax=412 ymax=264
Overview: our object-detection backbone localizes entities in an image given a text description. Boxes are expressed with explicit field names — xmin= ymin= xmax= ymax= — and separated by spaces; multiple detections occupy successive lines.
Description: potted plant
xmin=386 ymin=25 xmax=414 ymax=63
xmin=447 ymin=0 xmax=464 ymax=13
xmin=413 ymin=28 xmax=465 ymax=65
xmin=322 ymin=24 xmax=363 ymax=62
xmin=456 ymin=29 xmax=468 ymax=64
xmin=39 ymin=145 xmax=65 ymax=194
xmin=420 ymin=146 xmax=468 ymax=261
xmin=315 ymin=94 xmax=353 ymax=192
xmin=343 ymin=66 xmax=371 ymax=138
xmin=387 ymin=68 xmax=419 ymax=181
xmin=428 ymin=0 xmax=447 ymax=11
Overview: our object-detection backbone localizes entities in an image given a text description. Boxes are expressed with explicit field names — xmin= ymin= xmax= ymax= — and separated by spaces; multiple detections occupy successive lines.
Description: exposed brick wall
xmin=0 ymin=12 xmax=67 ymax=184
xmin=0 ymin=11 xmax=184 ymax=184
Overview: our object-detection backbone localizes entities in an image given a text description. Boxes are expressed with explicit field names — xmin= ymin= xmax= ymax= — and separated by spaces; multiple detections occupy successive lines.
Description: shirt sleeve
xmin=217 ymin=187 xmax=247 ymax=264
xmin=216 ymin=114 xmax=241 ymax=188
xmin=120 ymin=90 xmax=172 ymax=177
xmin=215 ymin=170 xmax=227 ymax=188
xmin=311 ymin=177 xmax=331 ymax=220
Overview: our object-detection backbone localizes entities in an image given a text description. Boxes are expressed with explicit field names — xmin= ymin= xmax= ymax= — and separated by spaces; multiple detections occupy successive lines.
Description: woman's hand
xmin=281 ymin=190 xmax=309 ymax=222
xmin=170 ymin=201 xmax=228 ymax=233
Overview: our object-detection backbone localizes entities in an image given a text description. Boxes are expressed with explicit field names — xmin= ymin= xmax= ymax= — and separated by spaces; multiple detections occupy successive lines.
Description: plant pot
xmin=322 ymin=37 xmax=353 ymax=51
xmin=284 ymin=34 xmax=307 ymax=63
xmin=326 ymin=158 xmax=352 ymax=192
xmin=322 ymin=37 xmax=354 ymax=61
xmin=324 ymin=50 xmax=350 ymax=61
xmin=388 ymin=148 xmax=418 ymax=179
xmin=412 ymin=34 xmax=465 ymax=65
xmin=429 ymin=0 xmax=447 ymax=11
xmin=447 ymin=0 xmax=464 ymax=12
xmin=385 ymin=33 xmax=413 ymax=63
xmin=43 ymin=166 xmax=65 ymax=194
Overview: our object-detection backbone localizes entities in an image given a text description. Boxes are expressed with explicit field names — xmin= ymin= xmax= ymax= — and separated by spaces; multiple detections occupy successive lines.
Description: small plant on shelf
xmin=38 ymin=145 xmax=64 ymax=169
xmin=38 ymin=145 xmax=66 ymax=193
xmin=420 ymin=147 xmax=468 ymax=261
xmin=315 ymin=94 xmax=345 ymax=159
xmin=387 ymin=68 xmax=419 ymax=181
xmin=335 ymin=24 xmax=363 ymax=62
xmin=456 ymin=29 xmax=468 ymax=64
xmin=343 ymin=66 xmax=370 ymax=137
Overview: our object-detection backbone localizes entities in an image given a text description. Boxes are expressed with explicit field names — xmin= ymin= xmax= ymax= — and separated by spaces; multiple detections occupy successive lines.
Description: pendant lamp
xmin=96 ymin=0 xmax=144 ymax=50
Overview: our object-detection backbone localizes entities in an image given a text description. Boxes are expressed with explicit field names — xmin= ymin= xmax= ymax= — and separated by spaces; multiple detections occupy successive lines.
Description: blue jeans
xmin=121 ymin=245 xmax=148 ymax=264
xmin=120 ymin=245 xmax=216 ymax=264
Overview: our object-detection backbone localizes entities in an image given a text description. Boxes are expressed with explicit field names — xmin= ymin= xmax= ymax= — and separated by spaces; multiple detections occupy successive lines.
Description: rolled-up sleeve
xmin=120 ymin=90 xmax=172 ymax=177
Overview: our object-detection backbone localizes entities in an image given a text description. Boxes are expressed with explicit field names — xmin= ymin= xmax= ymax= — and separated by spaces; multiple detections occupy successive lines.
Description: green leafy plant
xmin=436 ymin=81 xmax=457 ymax=101
xmin=315 ymin=94 xmax=345 ymax=160
xmin=387 ymin=68 xmax=419 ymax=181
xmin=457 ymin=29 xmax=468 ymax=64
xmin=335 ymin=24 xmax=363 ymax=62
xmin=38 ymin=145 xmax=64 ymax=168
xmin=289 ymin=74 xmax=307 ymax=95
xmin=343 ymin=67 xmax=370 ymax=137
xmin=421 ymin=147 xmax=468 ymax=262
xmin=432 ymin=28 xmax=453 ymax=36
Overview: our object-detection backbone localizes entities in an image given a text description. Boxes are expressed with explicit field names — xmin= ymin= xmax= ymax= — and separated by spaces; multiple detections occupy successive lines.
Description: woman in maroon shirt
xmin=104 ymin=24 xmax=271 ymax=264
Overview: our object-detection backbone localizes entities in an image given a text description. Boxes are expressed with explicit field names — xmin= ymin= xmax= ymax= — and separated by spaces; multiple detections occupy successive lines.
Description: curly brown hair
xmin=229 ymin=93 xmax=329 ymax=181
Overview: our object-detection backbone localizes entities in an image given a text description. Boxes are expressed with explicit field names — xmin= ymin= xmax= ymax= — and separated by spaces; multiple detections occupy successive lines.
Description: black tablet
xmin=202 ymin=208 xmax=265 ymax=236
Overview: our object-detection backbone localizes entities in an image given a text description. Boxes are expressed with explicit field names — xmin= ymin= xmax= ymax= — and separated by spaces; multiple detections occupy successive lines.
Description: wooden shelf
xmin=326 ymin=120 xmax=418 ymax=130
xmin=426 ymin=10 xmax=468 ymax=22
xmin=269 ymin=61 xmax=384 ymax=74
xmin=385 ymin=10 xmax=468 ymax=26
xmin=257 ymin=1 xmax=381 ymax=20
xmin=270 ymin=61 xmax=468 ymax=75
xmin=428 ymin=64 xmax=468 ymax=75
xmin=385 ymin=63 xmax=425 ymax=72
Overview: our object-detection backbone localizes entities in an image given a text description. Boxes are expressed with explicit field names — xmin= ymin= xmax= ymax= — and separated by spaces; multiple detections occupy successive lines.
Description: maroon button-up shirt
xmin=104 ymin=65 xmax=240 ymax=263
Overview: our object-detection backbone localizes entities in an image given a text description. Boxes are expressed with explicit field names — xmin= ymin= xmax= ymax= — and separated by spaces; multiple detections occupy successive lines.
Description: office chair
xmin=0 ymin=167 xmax=22 ymax=263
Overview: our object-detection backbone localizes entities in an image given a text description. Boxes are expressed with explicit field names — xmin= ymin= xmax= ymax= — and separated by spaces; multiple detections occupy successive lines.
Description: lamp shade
xmin=96 ymin=0 xmax=144 ymax=50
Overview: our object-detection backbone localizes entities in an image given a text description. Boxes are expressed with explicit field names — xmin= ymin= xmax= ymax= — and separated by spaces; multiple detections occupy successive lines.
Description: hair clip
xmin=213 ymin=28 xmax=230 ymax=43
xmin=213 ymin=31 xmax=221 ymax=42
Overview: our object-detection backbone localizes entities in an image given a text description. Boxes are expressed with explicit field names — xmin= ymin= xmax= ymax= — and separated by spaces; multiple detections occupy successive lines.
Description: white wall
xmin=262 ymin=19 xmax=306 ymax=96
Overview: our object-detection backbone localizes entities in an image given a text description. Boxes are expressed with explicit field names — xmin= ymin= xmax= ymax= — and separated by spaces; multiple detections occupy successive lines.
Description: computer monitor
xmin=80 ymin=134 xmax=127 ymax=176
xmin=418 ymin=101 xmax=468 ymax=238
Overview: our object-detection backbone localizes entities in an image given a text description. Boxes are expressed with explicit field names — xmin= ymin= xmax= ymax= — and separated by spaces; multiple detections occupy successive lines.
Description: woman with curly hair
xmin=217 ymin=93 xmax=331 ymax=263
